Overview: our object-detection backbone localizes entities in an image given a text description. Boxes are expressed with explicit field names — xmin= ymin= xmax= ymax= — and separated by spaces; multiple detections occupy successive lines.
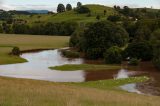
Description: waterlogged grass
xmin=0 ymin=76 xmax=159 ymax=106
xmin=50 ymin=64 xmax=121 ymax=71
xmin=0 ymin=34 xmax=69 ymax=64
xmin=70 ymin=76 xmax=149 ymax=89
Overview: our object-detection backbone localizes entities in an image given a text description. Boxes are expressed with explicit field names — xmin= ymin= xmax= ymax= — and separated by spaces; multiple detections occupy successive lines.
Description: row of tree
xmin=57 ymin=2 xmax=82 ymax=13
xmin=0 ymin=22 xmax=78 ymax=36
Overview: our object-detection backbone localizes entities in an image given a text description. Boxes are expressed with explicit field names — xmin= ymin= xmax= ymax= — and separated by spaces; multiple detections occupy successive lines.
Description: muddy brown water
xmin=0 ymin=49 xmax=160 ymax=96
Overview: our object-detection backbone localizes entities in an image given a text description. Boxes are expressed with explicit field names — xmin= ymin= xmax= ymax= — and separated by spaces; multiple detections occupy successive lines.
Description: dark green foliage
xmin=12 ymin=24 xmax=29 ymax=34
xmin=81 ymin=21 xmax=129 ymax=59
xmin=96 ymin=15 xmax=100 ymax=20
xmin=134 ymin=25 xmax=151 ymax=41
xmin=150 ymin=28 xmax=160 ymax=45
xmin=152 ymin=43 xmax=160 ymax=70
xmin=104 ymin=46 xmax=122 ymax=64
xmin=57 ymin=4 xmax=65 ymax=13
xmin=123 ymin=42 xmax=153 ymax=61
xmin=66 ymin=4 xmax=72 ymax=11
xmin=77 ymin=2 xmax=82 ymax=8
xmin=60 ymin=50 xmax=80 ymax=58
xmin=12 ymin=47 xmax=20 ymax=56
xmin=86 ymin=48 xmax=103 ymax=59
xmin=107 ymin=15 xmax=121 ymax=22
xmin=76 ymin=6 xmax=90 ymax=14
xmin=2 ymin=23 xmax=12 ymax=33
xmin=129 ymin=58 xmax=140 ymax=66
xmin=104 ymin=10 xmax=107 ymax=15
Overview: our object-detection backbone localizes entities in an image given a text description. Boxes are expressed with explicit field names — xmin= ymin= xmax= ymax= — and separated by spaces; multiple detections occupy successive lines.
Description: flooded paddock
xmin=0 ymin=49 xmax=160 ymax=96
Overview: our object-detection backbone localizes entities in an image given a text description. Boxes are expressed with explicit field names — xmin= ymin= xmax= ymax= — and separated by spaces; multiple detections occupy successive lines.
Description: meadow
xmin=0 ymin=34 xmax=160 ymax=106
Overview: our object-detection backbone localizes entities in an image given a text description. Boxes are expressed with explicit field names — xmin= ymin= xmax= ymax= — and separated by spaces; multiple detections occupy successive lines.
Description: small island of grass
xmin=49 ymin=64 xmax=121 ymax=71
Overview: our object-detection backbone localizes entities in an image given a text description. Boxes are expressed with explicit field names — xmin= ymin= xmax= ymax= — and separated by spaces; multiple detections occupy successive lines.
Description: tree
xmin=12 ymin=47 xmax=20 ymax=56
xmin=104 ymin=10 xmax=107 ymax=15
xmin=96 ymin=15 xmax=100 ymax=20
xmin=123 ymin=42 xmax=153 ymax=61
xmin=57 ymin=4 xmax=65 ymax=13
xmin=77 ymin=2 xmax=82 ymax=8
xmin=104 ymin=46 xmax=122 ymax=64
xmin=150 ymin=29 xmax=160 ymax=44
xmin=134 ymin=25 xmax=151 ymax=41
xmin=76 ymin=6 xmax=90 ymax=14
xmin=81 ymin=21 xmax=129 ymax=59
xmin=107 ymin=15 xmax=121 ymax=22
xmin=66 ymin=4 xmax=72 ymax=11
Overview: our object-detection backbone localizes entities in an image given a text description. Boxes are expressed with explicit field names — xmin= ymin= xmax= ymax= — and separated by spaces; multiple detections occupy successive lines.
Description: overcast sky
xmin=0 ymin=0 xmax=160 ymax=11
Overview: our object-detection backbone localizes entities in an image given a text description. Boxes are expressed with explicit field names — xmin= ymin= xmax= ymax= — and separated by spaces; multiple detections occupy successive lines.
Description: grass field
xmin=0 ymin=76 xmax=160 ymax=106
xmin=0 ymin=34 xmax=69 ymax=64
xmin=50 ymin=64 xmax=121 ymax=71
xmin=14 ymin=5 xmax=117 ymax=24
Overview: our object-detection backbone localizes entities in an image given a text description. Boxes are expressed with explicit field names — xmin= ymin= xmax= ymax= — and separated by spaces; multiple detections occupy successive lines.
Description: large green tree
xmin=57 ymin=4 xmax=65 ymax=13
xmin=66 ymin=4 xmax=72 ymax=11
xmin=81 ymin=21 xmax=129 ymax=59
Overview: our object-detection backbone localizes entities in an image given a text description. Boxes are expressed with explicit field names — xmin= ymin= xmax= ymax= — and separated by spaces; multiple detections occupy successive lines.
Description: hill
xmin=13 ymin=5 xmax=117 ymax=24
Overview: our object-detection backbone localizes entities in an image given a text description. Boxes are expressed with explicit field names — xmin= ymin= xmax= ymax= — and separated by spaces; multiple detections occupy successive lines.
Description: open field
xmin=0 ymin=34 xmax=69 ymax=64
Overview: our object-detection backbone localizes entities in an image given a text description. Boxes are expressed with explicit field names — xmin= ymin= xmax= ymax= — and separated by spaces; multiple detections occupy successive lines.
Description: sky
xmin=0 ymin=0 xmax=160 ymax=11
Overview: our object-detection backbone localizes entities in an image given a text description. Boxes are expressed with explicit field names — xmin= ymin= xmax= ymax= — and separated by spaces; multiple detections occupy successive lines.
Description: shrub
xmin=152 ymin=43 xmax=160 ymax=70
xmin=76 ymin=6 xmax=90 ymax=14
xmin=129 ymin=58 xmax=140 ymax=66
xmin=123 ymin=42 xmax=153 ymax=61
xmin=86 ymin=48 xmax=103 ymax=59
xmin=60 ymin=50 xmax=80 ymax=58
xmin=12 ymin=47 xmax=20 ymax=56
xmin=104 ymin=46 xmax=122 ymax=64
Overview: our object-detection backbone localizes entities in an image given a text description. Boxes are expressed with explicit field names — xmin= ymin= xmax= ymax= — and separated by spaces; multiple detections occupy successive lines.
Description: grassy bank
xmin=0 ymin=34 xmax=69 ymax=64
xmin=50 ymin=64 xmax=121 ymax=71
xmin=0 ymin=76 xmax=159 ymax=106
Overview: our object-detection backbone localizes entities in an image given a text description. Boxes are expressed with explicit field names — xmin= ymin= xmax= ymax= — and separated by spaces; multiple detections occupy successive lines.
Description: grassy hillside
xmin=0 ymin=34 xmax=69 ymax=64
xmin=14 ymin=5 xmax=117 ymax=24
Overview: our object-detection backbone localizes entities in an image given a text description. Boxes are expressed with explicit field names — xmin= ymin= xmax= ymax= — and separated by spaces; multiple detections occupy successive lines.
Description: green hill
xmin=13 ymin=5 xmax=117 ymax=24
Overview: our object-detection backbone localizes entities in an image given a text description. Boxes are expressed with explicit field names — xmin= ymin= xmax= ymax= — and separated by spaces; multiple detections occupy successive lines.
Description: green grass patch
xmin=0 ymin=34 xmax=69 ymax=65
xmin=50 ymin=64 xmax=121 ymax=71
xmin=70 ymin=76 xmax=149 ymax=89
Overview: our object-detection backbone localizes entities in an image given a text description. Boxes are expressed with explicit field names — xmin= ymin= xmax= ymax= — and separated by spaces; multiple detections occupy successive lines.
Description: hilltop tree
xmin=96 ymin=15 xmax=100 ymax=20
xmin=57 ymin=4 xmax=65 ymax=13
xmin=104 ymin=10 xmax=107 ymax=15
xmin=76 ymin=6 xmax=90 ymax=14
xmin=77 ymin=2 xmax=82 ymax=8
xmin=66 ymin=4 xmax=72 ymax=11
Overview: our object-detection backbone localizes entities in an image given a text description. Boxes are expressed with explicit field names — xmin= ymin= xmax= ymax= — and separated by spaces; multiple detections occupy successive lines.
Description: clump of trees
xmin=70 ymin=21 xmax=129 ymax=60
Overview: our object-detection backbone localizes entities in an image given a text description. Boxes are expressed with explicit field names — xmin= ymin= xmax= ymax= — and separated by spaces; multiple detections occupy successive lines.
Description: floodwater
xmin=0 ymin=49 xmax=160 ymax=96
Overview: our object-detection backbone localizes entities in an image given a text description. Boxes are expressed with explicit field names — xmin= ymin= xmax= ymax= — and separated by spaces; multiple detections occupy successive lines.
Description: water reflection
xmin=0 ymin=50 xmax=85 ymax=82
xmin=116 ymin=69 xmax=142 ymax=94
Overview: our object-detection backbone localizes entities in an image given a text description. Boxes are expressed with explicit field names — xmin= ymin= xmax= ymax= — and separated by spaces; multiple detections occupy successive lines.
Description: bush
xmin=107 ymin=15 xmax=121 ymax=22
xmin=76 ymin=6 xmax=90 ymax=14
xmin=152 ymin=43 xmax=160 ymax=70
xmin=86 ymin=48 xmax=103 ymax=59
xmin=12 ymin=47 xmax=20 ymax=56
xmin=104 ymin=46 xmax=122 ymax=64
xmin=123 ymin=42 xmax=153 ymax=61
xmin=60 ymin=50 xmax=80 ymax=58
xmin=129 ymin=58 xmax=140 ymax=66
